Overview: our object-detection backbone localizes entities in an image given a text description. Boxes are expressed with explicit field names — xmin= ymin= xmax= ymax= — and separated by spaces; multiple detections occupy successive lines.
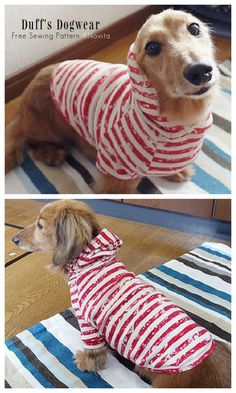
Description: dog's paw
xmin=164 ymin=165 xmax=194 ymax=183
xmin=74 ymin=348 xmax=107 ymax=372
xmin=29 ymin=142 xmax=67 ymax=166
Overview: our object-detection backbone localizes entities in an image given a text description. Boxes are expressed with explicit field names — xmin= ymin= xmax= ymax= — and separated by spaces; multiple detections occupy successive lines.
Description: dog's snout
xmin=183 ymin=63 xmax=213 ymax=85
xmin=12 ymin=236 xmax=20 ymax=246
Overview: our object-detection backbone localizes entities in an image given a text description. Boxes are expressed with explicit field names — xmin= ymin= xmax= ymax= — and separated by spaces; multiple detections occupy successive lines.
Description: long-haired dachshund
xmin=6 ymin=9 xmax=219 ymax=193
xmin=12 ymin=200 xmax=230 ymax=388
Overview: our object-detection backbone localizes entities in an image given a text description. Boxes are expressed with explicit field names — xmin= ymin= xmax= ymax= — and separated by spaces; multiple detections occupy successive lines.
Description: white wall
xmin=5 ymin=5 xmax=145 ymax=78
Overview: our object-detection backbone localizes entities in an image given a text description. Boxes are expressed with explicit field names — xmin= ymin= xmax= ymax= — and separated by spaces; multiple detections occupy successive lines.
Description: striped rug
xmin=5 ymin=242 xmax=231 ymax=388
xmin=5 ymin=62 xmax=231 ymax=194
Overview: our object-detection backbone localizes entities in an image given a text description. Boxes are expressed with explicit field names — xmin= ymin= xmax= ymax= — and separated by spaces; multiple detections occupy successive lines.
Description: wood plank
xmin=213 ymin=199 xmax=231 ymax=222
xmin=5 ymin=251 xmax=71 ymax=339
xmin=5 ymin=200 xmax=45 ymax=226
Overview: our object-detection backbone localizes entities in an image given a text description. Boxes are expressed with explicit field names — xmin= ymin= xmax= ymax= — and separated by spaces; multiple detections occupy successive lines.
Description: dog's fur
xmin=12 ymin=200 xmax=231 ymax=388
xmin=6 ymin=9 xmax=218 ymax=193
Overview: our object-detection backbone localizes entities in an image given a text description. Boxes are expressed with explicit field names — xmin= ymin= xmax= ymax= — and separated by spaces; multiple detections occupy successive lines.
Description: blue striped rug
xmin=5 ymin=242 xmax=231 ymax=388
xmin=5 ymin=62 xmax=231 ymax=194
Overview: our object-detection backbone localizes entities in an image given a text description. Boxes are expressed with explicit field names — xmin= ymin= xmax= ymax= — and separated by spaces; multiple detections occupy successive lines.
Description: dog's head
xmin=12 ymin=200 xmax=101 ymax=266
xmin=135 ymin=9 xmax=219 ymax=100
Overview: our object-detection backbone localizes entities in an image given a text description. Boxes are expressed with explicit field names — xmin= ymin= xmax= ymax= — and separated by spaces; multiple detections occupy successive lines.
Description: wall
xmin=5 ymin=4 xmax=145 ymax=77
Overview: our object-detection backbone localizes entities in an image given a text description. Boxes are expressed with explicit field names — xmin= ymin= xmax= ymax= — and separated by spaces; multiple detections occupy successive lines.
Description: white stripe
xmin=206 ymin=125 xmax=231 ymax=155
xmin=61 ymin=162 xmax=93 ymax=194
xmin=5 ymin=353 xmax=33 ymax=388
xmin=149 ymin=175 xmax=207 ymax=194
xmin=195 ymin=248 xmax=231 ymax=267
xmin=200 ymin=242 xmax=231 ymax=260
xmin=184 ymin=251 xmax=231 ymax=275
xmin=151 ymin=154 xmax=200 ymax=169
xmin=5 ymin=346 xmax=43 ymax=387
xmin=157 ymin=138 xmax=206 ymax=152
xmin=196 ymin=150 xmax=231 ymax=189
xmin=5 ymin=167 xmax=38 ymax=194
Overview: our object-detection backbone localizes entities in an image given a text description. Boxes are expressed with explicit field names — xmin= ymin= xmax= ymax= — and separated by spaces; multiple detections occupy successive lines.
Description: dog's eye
xmin=145 ymin=41 xmax=161 ymax=56
xmin=37 ymin=221 xmax=43 ymax=230
xmin=188 ymin=23 xmax=200 ymax=36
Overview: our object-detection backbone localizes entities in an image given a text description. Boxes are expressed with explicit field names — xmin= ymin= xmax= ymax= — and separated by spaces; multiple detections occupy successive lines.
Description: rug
xmin=5 ymin=242 xmax=231 ymax=388
xmin=5 ymin=62 xmax=231 ymax=194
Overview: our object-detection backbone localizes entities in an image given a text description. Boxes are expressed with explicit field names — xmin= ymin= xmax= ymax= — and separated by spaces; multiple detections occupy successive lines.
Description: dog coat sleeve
xmin=77 ymin=313 xmax=106 ymax=350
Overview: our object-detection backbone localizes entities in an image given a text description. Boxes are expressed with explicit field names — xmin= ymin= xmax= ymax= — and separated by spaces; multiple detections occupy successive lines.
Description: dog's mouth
xmin=187 ymin=85 xmax=211 ymax=96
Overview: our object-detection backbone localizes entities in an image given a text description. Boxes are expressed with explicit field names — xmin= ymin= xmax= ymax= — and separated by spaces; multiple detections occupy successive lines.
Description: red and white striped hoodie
xmin=50 ymin=43 xmax=212 ymax=180
xmin=66 ymin=229 xmax=215 ymax=374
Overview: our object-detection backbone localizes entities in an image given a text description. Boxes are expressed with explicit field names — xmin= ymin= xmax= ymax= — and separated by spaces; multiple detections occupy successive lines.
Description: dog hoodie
xmin=50 ymin=43 xmax=212 ymax=180
xmin=66 ymin=229 xmax=215 ymax=374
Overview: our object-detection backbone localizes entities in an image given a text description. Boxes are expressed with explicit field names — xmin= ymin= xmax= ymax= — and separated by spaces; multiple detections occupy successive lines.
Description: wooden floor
xmin=5 ymin=199 xmax=230 ymax=339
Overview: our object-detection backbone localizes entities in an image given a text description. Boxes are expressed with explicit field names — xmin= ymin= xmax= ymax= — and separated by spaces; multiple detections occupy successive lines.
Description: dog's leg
xmin=94 ymin=173 xmax=140 ymax=194
xmin=163 ymin=165 xmax=194 ymax=182
xmin=5 ymin=114 xmax=25 ymax=172
xmin=75 ymin=347 xmax=108 ymax=372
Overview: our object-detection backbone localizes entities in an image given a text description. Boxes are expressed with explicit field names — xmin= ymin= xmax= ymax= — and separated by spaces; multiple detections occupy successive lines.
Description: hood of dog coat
xmin=127 ymin=43 xmax=212 ymax=133
xmin=66 ymin=229 xmax=123 ymax=277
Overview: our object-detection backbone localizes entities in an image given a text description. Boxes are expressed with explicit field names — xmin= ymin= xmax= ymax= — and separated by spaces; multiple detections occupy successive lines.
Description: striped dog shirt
xmin=66 ymin=229 xmax=215 ymax=374
xmin=50 ymin=43 xmax=212 ymax=180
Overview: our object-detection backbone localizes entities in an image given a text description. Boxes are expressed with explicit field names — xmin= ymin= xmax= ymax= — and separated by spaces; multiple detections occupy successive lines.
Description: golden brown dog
xmin=6 ymin=9 xmax=219 ymax=193
xmin=12 ymin=200 xmax=231 ymax=388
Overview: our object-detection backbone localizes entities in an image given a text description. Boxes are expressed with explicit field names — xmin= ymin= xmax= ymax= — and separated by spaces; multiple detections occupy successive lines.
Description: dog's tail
xmin=5 ymin=111 xmax=25 ymax=173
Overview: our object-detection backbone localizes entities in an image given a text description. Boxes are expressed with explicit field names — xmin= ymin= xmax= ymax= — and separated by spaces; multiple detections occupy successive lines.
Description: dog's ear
xmin=53 ymin=208 xmax=101 ymax=266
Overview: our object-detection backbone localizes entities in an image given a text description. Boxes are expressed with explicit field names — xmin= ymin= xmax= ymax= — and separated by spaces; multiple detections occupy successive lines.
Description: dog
xmin=12 ymin=200 xmax=231 ymax=388
xmin=6 ymin=9 xmax=219 ymax=193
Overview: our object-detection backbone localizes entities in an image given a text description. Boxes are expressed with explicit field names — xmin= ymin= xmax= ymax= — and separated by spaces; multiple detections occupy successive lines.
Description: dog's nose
xmin=12 ymin=236 xmax=20 ymax=245
xmin=183 ymin=63 xmax=213 ymax=85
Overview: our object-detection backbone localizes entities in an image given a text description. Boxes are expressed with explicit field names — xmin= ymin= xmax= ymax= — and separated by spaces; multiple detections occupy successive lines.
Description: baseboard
xmin=34 ymin=199 xmax=231 ymax=240
xmin=5 ymin=5 xmax=164 ymax=103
